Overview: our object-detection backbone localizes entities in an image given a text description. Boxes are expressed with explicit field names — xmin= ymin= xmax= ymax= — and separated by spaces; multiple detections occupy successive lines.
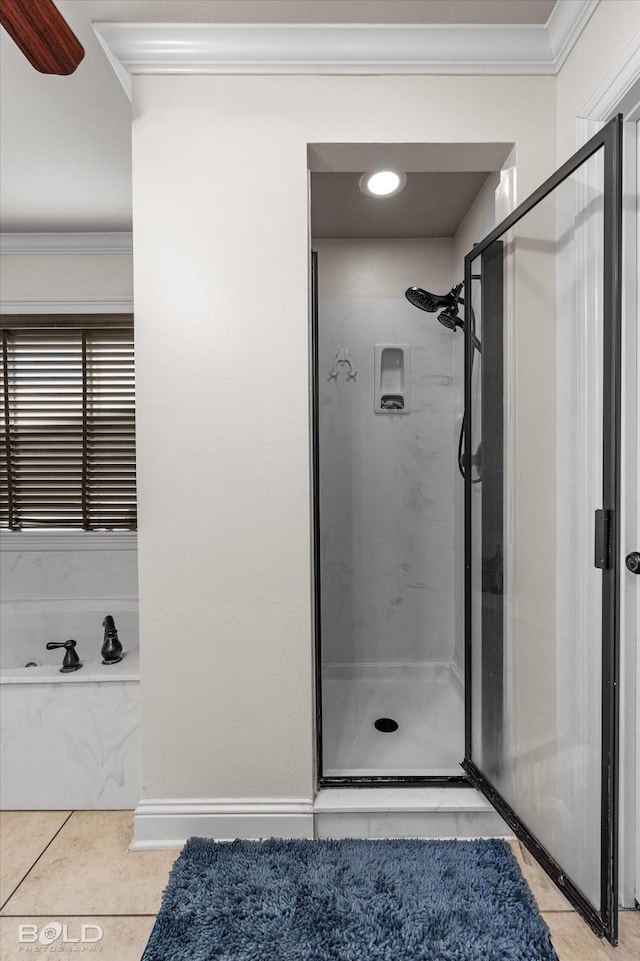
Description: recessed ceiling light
xmin=359 ymin=170 xmax=407 ymax=197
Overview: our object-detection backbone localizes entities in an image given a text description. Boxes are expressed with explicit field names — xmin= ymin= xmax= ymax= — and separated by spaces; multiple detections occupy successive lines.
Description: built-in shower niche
xmin=374 ymin=344 xmax=410 ymax=413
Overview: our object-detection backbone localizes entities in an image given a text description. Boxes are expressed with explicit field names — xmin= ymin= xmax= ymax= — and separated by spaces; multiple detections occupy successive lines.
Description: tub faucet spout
xmin=101 ymin=615 xmax=123 ymax=665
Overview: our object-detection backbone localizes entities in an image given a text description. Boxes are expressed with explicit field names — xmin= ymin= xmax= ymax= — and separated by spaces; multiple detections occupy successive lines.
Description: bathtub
xmin=0 ymin=600 xmax=141 ymax=810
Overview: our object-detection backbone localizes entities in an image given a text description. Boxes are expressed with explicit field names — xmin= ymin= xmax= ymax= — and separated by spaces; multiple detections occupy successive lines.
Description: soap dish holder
xmin=374 ymin=344 xmax=410 ymax=414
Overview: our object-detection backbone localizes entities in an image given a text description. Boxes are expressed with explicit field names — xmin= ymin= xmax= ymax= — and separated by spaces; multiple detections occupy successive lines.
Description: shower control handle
xmin=625 ymin=552 xmax=640 ymax=575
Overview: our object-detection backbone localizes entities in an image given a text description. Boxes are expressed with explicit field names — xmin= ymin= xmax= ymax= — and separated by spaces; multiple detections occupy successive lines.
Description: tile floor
xmin=322 ymin=665 xmax=464 ymax=776
xmin=1 ymin=810 xmax=638 ymax=960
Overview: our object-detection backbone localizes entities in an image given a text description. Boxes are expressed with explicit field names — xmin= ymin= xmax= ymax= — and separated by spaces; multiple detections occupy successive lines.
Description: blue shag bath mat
xmin=142 ymin=837 xmax=558 ymax=961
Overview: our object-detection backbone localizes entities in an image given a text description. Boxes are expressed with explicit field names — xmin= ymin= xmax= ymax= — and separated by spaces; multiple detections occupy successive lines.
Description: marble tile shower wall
xmin=319 ymin=298 xmax=457 ymax=666
xmin=0 ymin=544 xmax=138 ymax=666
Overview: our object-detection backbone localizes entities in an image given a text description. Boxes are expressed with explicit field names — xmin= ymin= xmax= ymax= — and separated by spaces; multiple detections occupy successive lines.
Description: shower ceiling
xmin=309 ymin=141 xmax=514 ymax=240
xmin=311 ymin=170 xmax=491 ymax=239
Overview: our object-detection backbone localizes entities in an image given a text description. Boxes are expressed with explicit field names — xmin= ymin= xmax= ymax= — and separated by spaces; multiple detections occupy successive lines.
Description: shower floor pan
xmin=321 ymin=662 xmax=464 ymax=778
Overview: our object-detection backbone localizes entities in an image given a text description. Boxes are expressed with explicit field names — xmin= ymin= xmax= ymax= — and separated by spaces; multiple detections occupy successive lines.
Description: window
xmin=0 ymin=315 xmax=136 ymax=530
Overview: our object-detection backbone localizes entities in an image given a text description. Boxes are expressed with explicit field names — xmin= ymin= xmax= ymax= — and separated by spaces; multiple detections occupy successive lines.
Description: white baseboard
xmin=131 ymin=798 xmax=314 ymax=850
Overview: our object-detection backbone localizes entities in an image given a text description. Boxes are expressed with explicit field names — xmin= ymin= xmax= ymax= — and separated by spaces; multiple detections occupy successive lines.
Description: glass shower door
xmin=463 ymin=116 xmax=622 ymax=944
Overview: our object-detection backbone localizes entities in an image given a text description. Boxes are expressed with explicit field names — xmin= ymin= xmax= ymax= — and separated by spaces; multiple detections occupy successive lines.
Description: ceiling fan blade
xmin=0 ymin=0 xmax=84 ymax=75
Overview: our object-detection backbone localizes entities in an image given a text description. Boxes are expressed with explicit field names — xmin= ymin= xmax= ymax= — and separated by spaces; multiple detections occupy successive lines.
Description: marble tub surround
xmin=0 ymin=672 xmax=140 ymax=810
xmin=0 ymin=590 xmax=140 ymax=809
xmin=322 ymin=662 xmax=464 ymax=776
xmin=0 ymin=811 xmax=638 ymax=961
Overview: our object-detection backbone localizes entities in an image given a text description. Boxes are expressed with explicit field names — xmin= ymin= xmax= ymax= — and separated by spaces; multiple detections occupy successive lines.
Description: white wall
xmin=556 ymin=0 xmax=640 ymax=163
xmin=131 ymin=74 xmax=556 ymax=813
xmin=0 ymin=252 xmax=133 ymax=305
xmin=315 ymin=239 xmax=458 ymax=666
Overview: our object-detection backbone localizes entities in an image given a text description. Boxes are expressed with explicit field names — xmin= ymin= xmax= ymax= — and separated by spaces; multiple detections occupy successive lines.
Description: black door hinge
xmin=594 ymin=509 xmax=613 ymax=570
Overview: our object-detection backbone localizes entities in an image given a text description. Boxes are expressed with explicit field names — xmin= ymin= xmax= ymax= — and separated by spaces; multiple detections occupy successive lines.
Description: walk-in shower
xmin=312 ymin=240 xmax=470 ymax=784
xmin=311 ymin=122 xmax=625 ymax=943
xmin=310 ymin=145 xmax=556 ymax=788
xmin=309 ymin=154 xmax=499 ymax=786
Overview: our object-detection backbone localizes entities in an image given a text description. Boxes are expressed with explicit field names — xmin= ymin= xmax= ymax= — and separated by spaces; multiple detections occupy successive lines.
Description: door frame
xmin=462 ymin=115 xmax=623 ymax=944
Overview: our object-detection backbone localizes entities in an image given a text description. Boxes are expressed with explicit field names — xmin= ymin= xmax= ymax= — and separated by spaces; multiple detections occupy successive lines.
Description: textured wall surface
xmin=132 ymin=73 xmax=556 ymax=804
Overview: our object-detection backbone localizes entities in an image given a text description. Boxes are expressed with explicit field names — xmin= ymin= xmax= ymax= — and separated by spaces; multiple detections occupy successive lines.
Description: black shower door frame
xmin=462 ymin=115 xmax=622 ymax=944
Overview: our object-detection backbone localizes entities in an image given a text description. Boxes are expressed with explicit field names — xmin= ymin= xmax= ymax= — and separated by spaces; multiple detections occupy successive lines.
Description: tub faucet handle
xmin=46 ymin=639 xmax=82 ymax=673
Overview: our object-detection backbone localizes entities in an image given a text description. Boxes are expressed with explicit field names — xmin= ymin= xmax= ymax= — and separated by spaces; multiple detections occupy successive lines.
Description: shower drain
xmin=374 ymin=717 xmax=399 ymax=733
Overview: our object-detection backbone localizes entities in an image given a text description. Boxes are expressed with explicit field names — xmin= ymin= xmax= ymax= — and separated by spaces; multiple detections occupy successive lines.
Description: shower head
xmin=406 ymin=280 xmax=482 ymax=352
xmin=405 ymin=284 xmax=463 ymax=331
xmin=437 ymin=308 xmax=463 ymax=331
xmin=404 ymin=286 xmax=458 ymax=313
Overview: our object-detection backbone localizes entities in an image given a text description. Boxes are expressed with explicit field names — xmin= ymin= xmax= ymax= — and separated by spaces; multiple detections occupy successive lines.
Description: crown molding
xmin=0 ymin=232 xmax=133 ymax=255
xmin=546 ymin=0 xmax=599 ymax=70
xmin=0 ymin=299 xmax=134 ymax=314
xmin=578 ymin=27 xmax=640 ymax=121
xmin=94 ymin=1 xmax=599 ymax=99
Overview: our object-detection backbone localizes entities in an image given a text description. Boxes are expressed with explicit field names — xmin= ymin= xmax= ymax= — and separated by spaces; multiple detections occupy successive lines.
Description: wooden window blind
xmin=0 ymin=315 xmax=136 ymax=530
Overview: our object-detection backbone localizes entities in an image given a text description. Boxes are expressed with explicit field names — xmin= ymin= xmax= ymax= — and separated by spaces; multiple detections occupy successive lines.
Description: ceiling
xmin=311 ymin=172 xmax=490 ymax=239
xmin=0 ymin=1 xmax=557 ymax=233
xmin=309 ymin=140 xmax=514 ymax=238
